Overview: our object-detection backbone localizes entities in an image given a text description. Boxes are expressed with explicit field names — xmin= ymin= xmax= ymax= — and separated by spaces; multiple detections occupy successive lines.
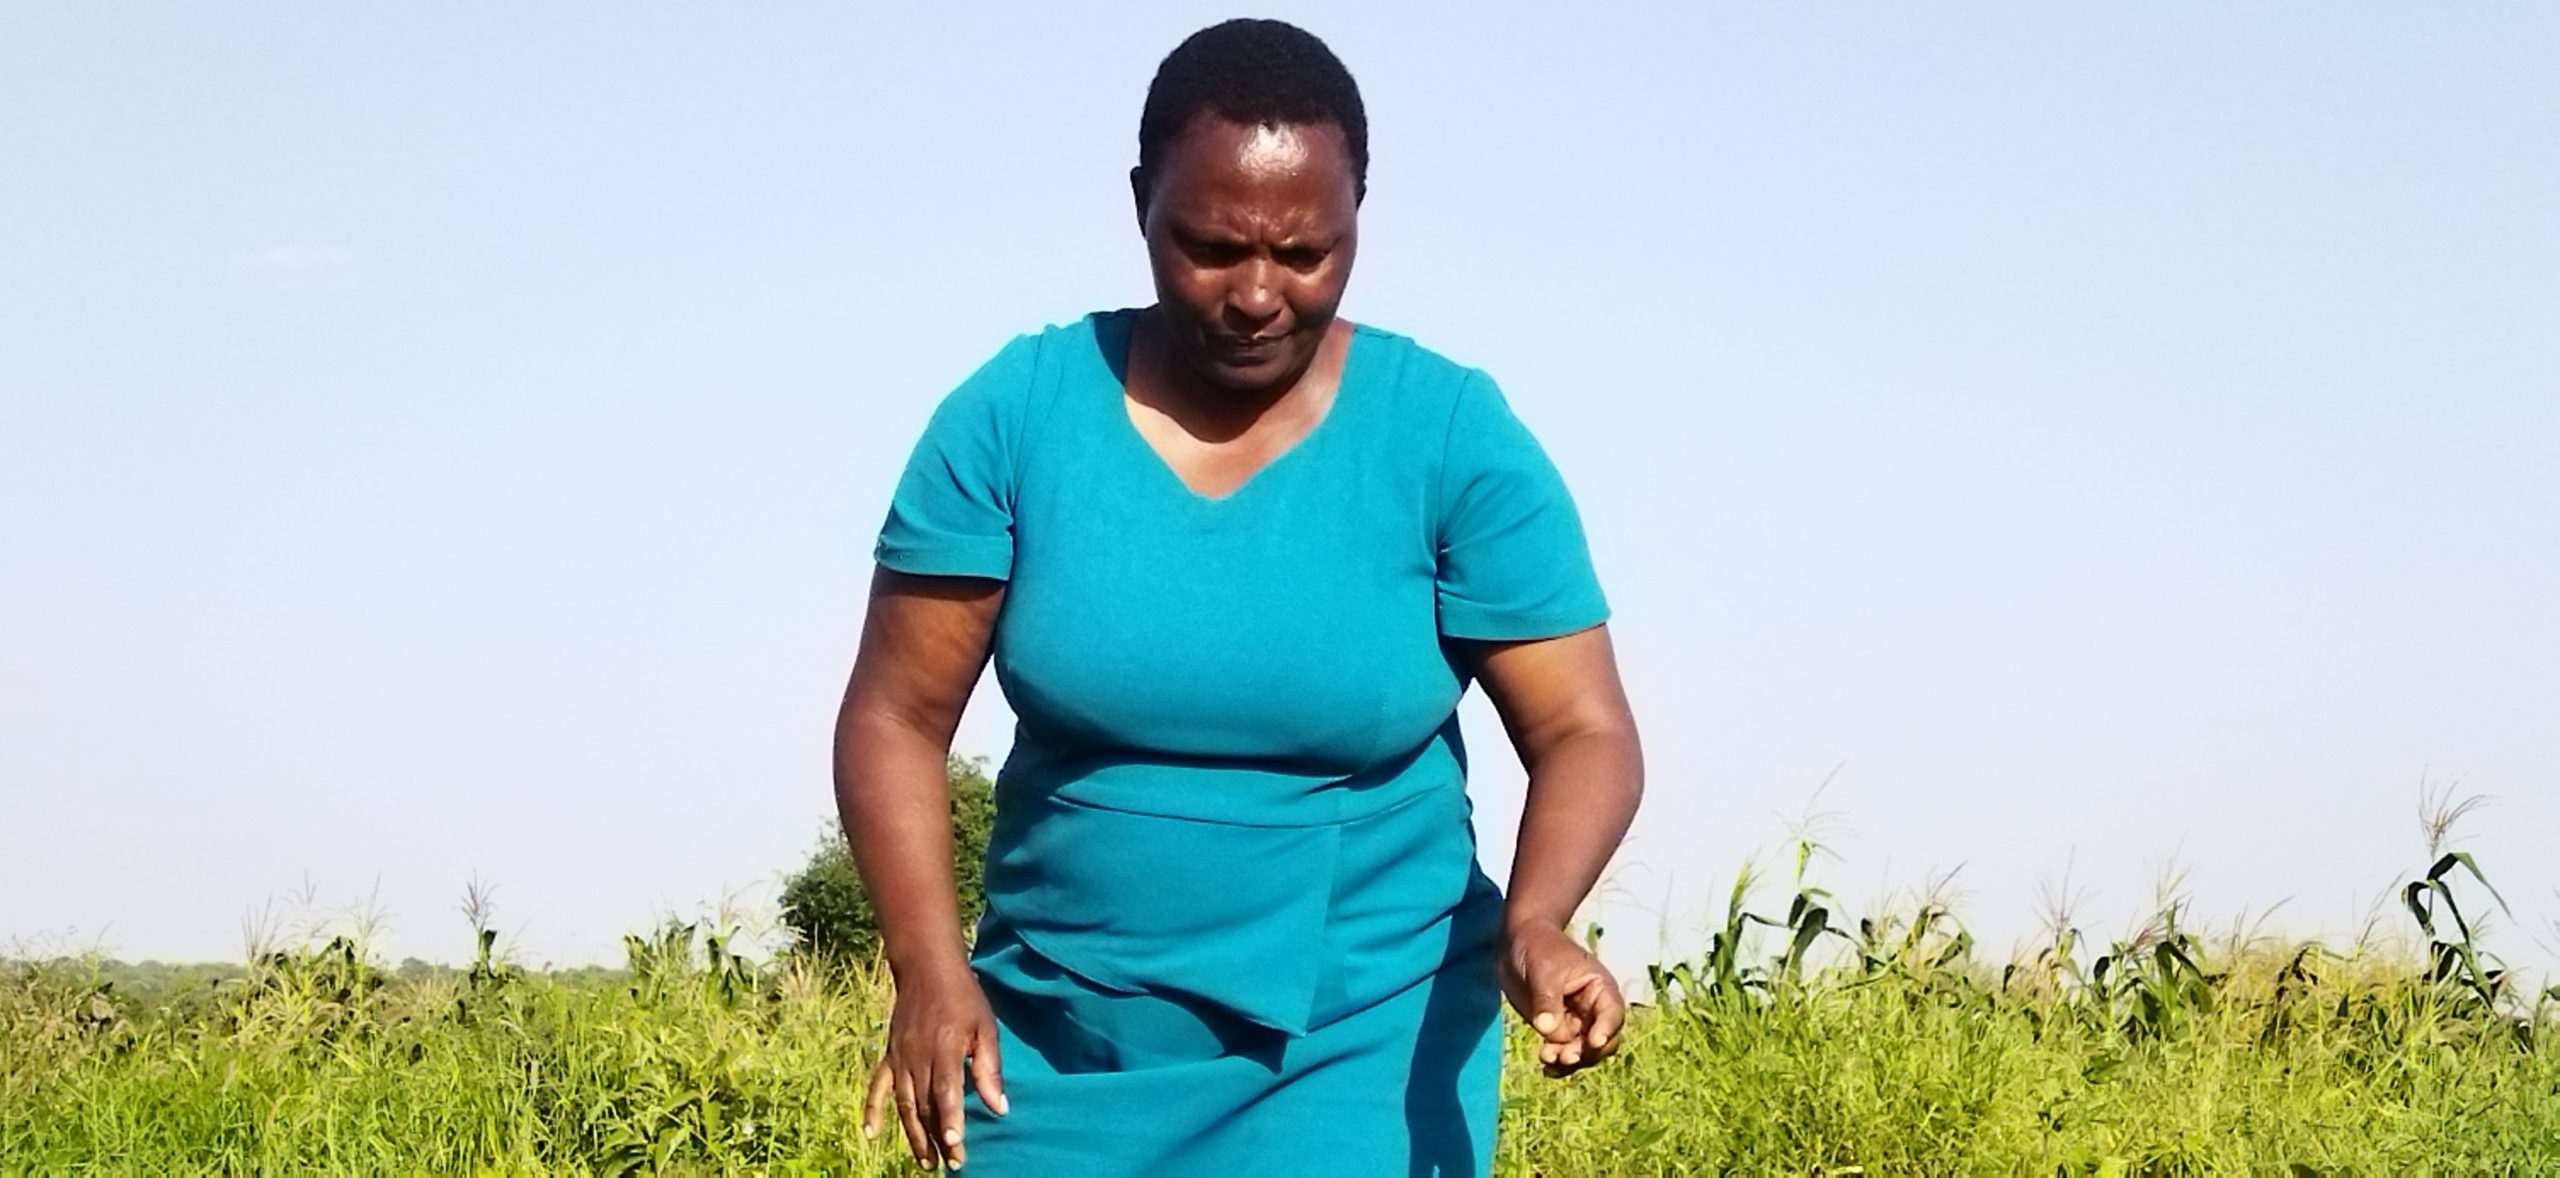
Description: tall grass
xmin=4 ymin=914 xmax=889 ymax=1174
xmin=6 ymin=822 xmax=2556 ymax=1173
xmin=1500 ymin=839 xmax=2560 ymax=1174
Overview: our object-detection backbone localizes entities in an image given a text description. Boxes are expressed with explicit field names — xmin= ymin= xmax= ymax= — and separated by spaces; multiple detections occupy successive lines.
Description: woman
xmin=834 ymin=19 xmax=1642 ymax=1175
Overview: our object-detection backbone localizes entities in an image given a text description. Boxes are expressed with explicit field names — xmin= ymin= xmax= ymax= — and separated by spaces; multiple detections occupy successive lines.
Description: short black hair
xmin=1137 ymin=18 xmax=1368 ymax=201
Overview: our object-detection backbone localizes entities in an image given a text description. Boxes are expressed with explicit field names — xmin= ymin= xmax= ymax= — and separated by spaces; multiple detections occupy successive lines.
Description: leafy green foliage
xmin=779 ymin=755 xmax=996 ymax=961
xmin=1515 ymin=835 xmax=2560 ymax=1174
xmin=6 ymin=792 xmax=2557 ymax=1171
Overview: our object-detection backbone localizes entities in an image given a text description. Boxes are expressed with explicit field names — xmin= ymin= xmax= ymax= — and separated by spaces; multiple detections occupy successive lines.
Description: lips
xmin=1210 ymin=333 xmax=1285 ymax=362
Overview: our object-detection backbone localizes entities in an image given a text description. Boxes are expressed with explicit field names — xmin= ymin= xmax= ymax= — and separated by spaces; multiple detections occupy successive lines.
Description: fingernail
xmin=995 ymin=1094 xmax=1010 ymax=1116
xmin=943 ymin=1128 xmax=961 ymax=1145
xmin=1533 ymin=1012 xmax=1557 ymax=1034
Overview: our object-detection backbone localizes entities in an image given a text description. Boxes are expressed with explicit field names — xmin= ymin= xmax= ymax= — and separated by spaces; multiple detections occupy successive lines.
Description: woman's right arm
xmin=835 ymin=565 xmax=1007 ymax=1172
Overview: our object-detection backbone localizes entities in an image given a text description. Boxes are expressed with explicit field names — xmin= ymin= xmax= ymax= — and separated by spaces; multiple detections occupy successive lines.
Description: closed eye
xmin=1181 ymin=236 xmax=1255 ymax=267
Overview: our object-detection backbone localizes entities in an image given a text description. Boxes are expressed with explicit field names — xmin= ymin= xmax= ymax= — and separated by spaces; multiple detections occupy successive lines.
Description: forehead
xmin=1152 ymin=114 xmax=1358 ymax=214
xmin=1233 ymin=122 xmax=1310 ymax=175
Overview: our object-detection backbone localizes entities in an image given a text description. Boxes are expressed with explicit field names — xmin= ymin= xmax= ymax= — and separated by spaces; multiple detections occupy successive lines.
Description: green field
xmin=8 ymin=841 xmax=2556 ymax=1174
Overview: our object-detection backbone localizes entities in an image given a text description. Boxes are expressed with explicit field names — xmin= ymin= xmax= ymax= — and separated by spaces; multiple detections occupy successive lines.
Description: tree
xmin=782 ymin=755 xmax=996 ymax=961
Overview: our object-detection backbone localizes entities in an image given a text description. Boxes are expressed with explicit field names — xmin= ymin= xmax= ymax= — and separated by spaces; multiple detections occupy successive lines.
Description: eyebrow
xmin=1170 ymin=220 xmax=1339 ymax=251
xmin=1172 ymin=223 xmax=1252 ymax=245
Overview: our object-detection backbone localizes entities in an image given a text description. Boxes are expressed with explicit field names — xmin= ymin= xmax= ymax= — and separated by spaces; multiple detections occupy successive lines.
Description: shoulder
xmin=1347 ymin=321 xmax=1505 ymax=434
xmin=952 ymin=310 xmax=1118 ymax=395
xmin=1350 ymin=321 xmax=1479 ymax=392
xmin=1351 ymin=321 xmax=1539 ymax=443
xmin=931 ymin=308 xmax=1128 ymax=429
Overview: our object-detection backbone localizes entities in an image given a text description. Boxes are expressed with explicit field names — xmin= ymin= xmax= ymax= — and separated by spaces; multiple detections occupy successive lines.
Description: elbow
xmin=1615 ymin=723 xmax=1646 ymax=810
xmin=1581 ymin=711 xmax=1644 ymax=814
xmin=1522 ymin=717 xmax=1644 ymax=810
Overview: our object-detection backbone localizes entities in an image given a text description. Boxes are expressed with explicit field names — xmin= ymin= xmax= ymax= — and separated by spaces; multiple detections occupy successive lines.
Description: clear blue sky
xmin=5 ymin=5 xmax=2555 ymax=981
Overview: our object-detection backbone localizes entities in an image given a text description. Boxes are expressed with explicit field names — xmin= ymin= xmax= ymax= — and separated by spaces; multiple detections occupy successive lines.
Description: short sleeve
xmin=1434 ymin=370 xmax=1610 ymax=640
xmin=873 ymin=333 xmax=1040 ymax=580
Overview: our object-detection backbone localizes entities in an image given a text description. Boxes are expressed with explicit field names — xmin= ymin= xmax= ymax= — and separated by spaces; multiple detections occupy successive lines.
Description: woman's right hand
xmin=862 ymin=958 xmax=1008 ymax=1171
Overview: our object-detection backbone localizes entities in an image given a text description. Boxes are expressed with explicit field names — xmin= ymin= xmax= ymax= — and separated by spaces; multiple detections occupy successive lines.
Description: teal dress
xmin=874 ymin=309 xmax=1608 ymax=1175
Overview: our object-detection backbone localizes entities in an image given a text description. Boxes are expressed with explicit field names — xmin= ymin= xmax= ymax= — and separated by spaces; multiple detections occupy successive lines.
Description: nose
xmin=1224 ymin=258 xmax=1282 ymax=329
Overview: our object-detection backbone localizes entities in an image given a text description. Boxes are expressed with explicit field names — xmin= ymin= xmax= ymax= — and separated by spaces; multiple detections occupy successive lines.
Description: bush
xmin=781 ymin=755 xmax=996 ymax=961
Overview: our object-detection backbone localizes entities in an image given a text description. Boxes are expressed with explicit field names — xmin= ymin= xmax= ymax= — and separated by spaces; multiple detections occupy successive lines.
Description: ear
xmin=1129 ymin=165 xmax=1150 ymax=232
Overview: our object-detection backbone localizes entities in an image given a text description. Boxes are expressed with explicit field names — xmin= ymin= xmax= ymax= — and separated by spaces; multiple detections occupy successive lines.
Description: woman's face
xmin=1136 ymin=115 xmax=1360 ymax=396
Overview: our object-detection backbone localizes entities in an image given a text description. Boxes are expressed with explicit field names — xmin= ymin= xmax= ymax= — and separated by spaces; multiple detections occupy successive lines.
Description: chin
xmin=1189 ymin=340 xmax=1316 ymax=395
xmin=1201 ymin=360 xmax=1288 ymax=393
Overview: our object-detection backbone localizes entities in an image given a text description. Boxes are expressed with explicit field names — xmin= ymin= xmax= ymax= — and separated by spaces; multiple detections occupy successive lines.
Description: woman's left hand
xmin=1496 ymin=921 xmax=1625 ymax=1077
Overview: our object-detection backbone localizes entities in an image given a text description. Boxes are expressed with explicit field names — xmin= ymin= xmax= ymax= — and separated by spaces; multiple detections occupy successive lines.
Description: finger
xmin=863 ymin=1061 xmax=893 ymax=1139
xmin=1558 ymin=974 xmax=1609 ymax=1043
xmin=970 ymin=1024 xmax=1010 ymax=1118
xmin=1528 ymin=975 xmax=1565 ymax=1038
xmin=1581 ymin=979 xmax=1627 ymax=1053
xmin=1536 ymin=1012 xmax=1580 ymax=1057
xmin=1548 ymin=971 xmax=1602 ymax=1043
xmin=933 ymin=1049 xmax=969 ymax=1169
xmin=895 ymin=1066 xmax=933 ymax=1170
xmin=1547 ymin=1031 xmax=1588 ymax=1073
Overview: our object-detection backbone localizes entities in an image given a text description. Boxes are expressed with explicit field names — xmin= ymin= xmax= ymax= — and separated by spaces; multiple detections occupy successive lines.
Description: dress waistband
xmin=979 ymin=775 xmax=1487 ymax=1038
xmin=993 ymin=739 xmax=1458 ymax=828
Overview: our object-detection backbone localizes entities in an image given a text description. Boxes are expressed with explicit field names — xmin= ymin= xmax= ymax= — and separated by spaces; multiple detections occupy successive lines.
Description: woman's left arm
xmin=1464 ymin=622 xmax=1643 ymax=1075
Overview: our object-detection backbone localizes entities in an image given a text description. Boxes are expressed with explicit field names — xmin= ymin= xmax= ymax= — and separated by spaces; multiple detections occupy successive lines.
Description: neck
xmin=1135 ymin=308 xmax=1331 ymax=429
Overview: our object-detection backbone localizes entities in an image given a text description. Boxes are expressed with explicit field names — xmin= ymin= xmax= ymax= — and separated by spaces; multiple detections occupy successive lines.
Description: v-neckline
xmin=1103 ymin=310 xmax=1363 ymax=506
